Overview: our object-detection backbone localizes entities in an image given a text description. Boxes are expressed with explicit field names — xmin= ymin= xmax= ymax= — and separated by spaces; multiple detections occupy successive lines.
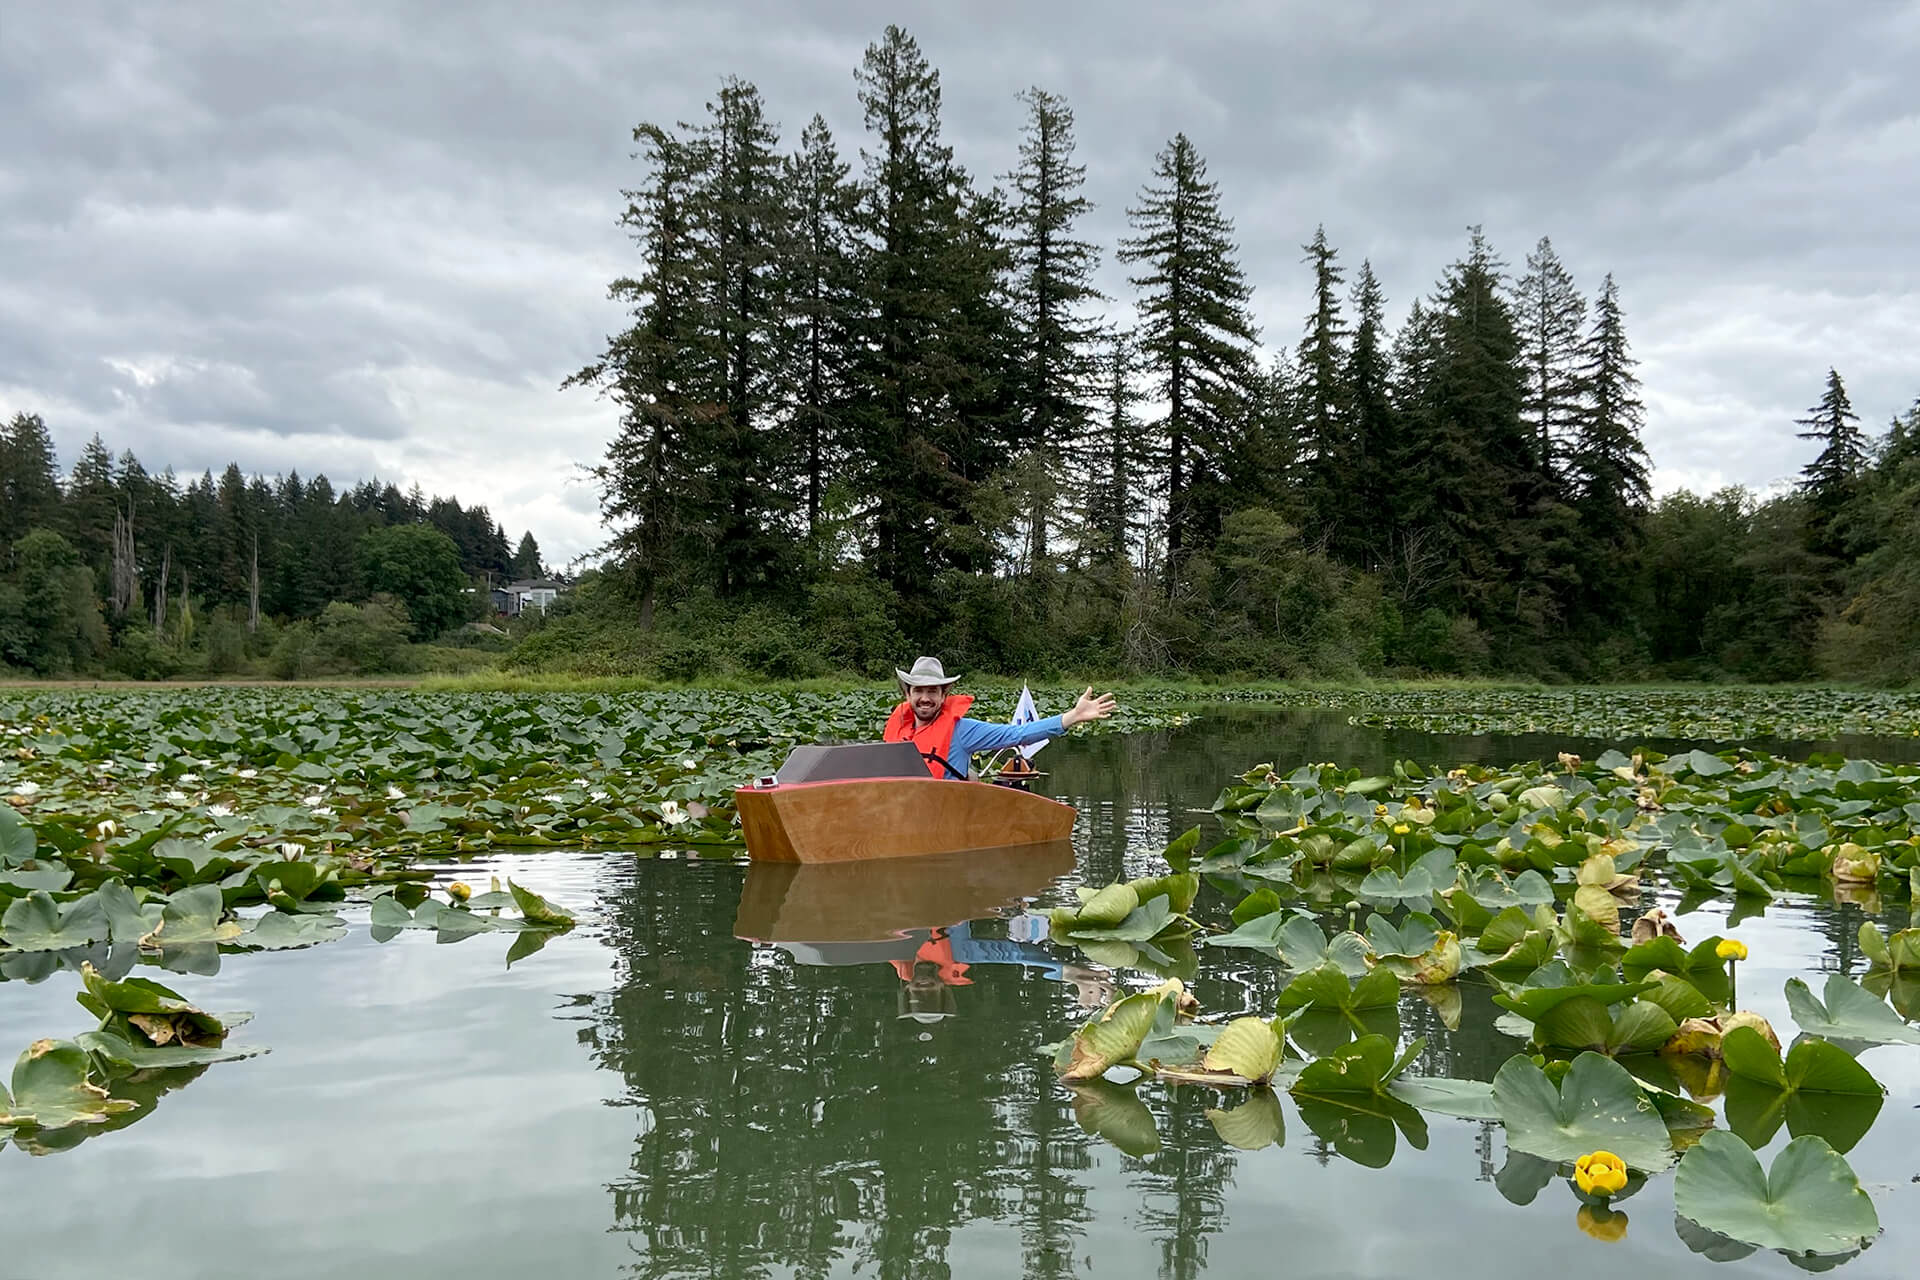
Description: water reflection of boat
xmin=734 ymin=842 xmax=1084 ymax=1023
xmin=734 ymin=742 xmax=1077 ymax=862
xmin=733 ymin=841 xmax=1075 ymax=945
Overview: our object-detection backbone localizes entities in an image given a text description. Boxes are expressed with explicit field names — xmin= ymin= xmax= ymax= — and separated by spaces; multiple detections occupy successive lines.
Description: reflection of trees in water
xmin=581 ymin=859 xmax=1194 ymax=1280
xmin=1133 ymin=1088 xmax=1237 ymax=1280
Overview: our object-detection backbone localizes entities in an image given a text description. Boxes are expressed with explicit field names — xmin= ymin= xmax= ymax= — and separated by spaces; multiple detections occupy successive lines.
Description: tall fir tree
xmin=1116 ymin=133 xmax=1258 ymax=592
xmin=1295 ymin=225 xmax=1350 ymax=549
xmin=1795 ymin=367 xmax=1865 ymax=557
xmin=511 ymin=531 xmax=545 ymax=580
xmin=1004 ymin=86 xmax=1102 ymax=572
xmin=1 ymin=412 xmax=64 ymax=558
xmin=1514 ymin=236 xmax=1587 ymax=473
xmin=66 ymin=434 xmax=119 ymax=572
xmin=847 ymin=25 xmax=1012 ymax=627
xmin=778 ymin=115 xmax=858 ymax=547
xmin=569 ymin=122 xmax=714 ymax=628
xmin=1073 ymin=330 xmax=1151 ymax=571
xmin=689 ymin=77 xmax=794 ymax=596
xmin=1565 ymin=272 xmax=1650 ymax=627
xmin=1342 ymin=261 xmax=1396 ymax=569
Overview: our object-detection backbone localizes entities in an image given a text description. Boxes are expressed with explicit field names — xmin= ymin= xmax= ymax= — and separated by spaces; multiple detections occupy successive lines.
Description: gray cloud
xmin=2 ymin=0 xmax=1915 ymax=559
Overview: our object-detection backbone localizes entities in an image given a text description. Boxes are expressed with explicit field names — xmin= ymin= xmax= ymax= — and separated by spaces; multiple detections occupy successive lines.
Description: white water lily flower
xmin=660 ymin=799 xmax=689 ymax=825
xmin=278 ymin=842 xmax=305 ymax=858
xmin=166 ymin=789 xmax=190 ymax=803
xmin=180 ymin=772 xmax=201 ymax=785
xmin=683 ymin=759 xmax=698 ymax=770
xmin=573 ymin=777 xmax=589 ymax=786
xmin=303 ymin=794 xmax=329 ymax=809
xmin=238 ymin=768 xmax=258 ymax=779
xmin=207 ymin=803 xmax=234 ymax=818
xmin=95 ymin=818 xmax=118 ymax=838
xmin=543 ymin=793 xmax=566 ymax=804
xmin=590 ymin=790 xmax=608 ymax=802
xmin=12 ymin=781 xmax=39 ymax=797
xmin=142 ymin=761 xmax=160 ymax=773
xmin=386 ymin=785 xmax=406 ymax=801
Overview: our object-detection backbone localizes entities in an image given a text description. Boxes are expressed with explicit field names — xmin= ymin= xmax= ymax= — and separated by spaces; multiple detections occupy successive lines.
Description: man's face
xmin=909 ymin=683 xmax=948 ymax=725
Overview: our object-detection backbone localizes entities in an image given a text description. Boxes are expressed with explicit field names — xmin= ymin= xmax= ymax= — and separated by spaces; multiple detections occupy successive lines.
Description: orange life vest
xmin=883 ymin=694 xmax=974 ymax=778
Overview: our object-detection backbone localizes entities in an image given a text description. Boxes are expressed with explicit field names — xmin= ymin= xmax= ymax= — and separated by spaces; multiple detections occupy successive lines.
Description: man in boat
xmin=883 ymin=656 xmax=1117 ymax=779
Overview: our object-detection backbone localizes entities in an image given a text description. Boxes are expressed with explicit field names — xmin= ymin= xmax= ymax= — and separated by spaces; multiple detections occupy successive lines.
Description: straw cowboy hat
xmin=895 ymin=656 xmax=960 ymax=688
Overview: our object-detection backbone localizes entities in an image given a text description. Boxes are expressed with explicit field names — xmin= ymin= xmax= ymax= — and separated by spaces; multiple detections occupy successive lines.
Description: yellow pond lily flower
xmin=1716 ymin=938 xmax=1748 ymax=962
xmin=448 ymin=881 xmax=473 ymax=902
xmin=1573 ymin=1150 xmax=1628 ymax=1197
xmin=1393 ymin=823 xmax=1411 ymax=835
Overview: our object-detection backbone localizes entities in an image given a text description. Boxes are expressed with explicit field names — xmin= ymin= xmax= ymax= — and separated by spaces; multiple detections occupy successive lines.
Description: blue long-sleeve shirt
xmin=943 ymin=714 xmax=1065 ymax=778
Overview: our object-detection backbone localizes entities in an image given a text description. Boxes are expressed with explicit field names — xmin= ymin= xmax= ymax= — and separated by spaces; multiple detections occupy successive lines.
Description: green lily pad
xmin=1201 ymin=1017 xmax=1282 ymax=1084
xmin=1386 ymin=1074 xmax=1499 ymax=1120
xmin=1068 ymin=895 xmax=1173 ymax=943
xmin=75 ymin=1029 xmax=264 ymax=1070
xmin=1073 ymin=883 xmax=1139 ymax=928
xmin=1059 ymin=987 xmax=1172 ymax=1082
xmin=0 ymin=866 xmax=74 ymax=894
xmin=1673 ymin=1130 xmax=1878 ymax=1256
xmin=1784 ymin=974 xmax=1920 ymax=1046
xmin=1273 ymin=916 xmax=1372 ymax=976
xmin=1491 ymin=1051 xmax=1673 ymax=1171
xmin=236 ymin=910 xmax=348 ymax=951
xmin=507 ymin=880 xmax=576 ymax=928
xmin=1290 ymin=1034 xmax=1421 ymax=1097
xmin=0 ymin=808 xmax=36 ymax=865
xmin=1859 ymin=922 xmax=1920 ymax=973
xmin=139 ymin=885 xmax=246 ymax=948
xmin=1 ymin=889 xmax=110 ymax=952
xmin=0 ymin=1039 xmax=137 ymax=1129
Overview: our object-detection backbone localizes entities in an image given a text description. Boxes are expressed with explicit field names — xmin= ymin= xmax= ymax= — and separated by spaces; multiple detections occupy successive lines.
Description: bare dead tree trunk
xmin=153 ymin=545 xmax=171 ymax=632
xmin=110 ymin=502 xmax=140 ymax=617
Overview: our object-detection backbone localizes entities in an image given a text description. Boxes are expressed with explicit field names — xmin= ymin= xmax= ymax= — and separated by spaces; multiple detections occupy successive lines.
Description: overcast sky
xmin=4 ymin=1 xmax=1916 ymax=562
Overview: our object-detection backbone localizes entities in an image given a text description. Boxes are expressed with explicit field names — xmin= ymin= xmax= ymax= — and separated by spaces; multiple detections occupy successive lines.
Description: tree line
xmin=0 ymin=422 xmax=550 ymax=676
xmin=552 ymin=22 xmax=1918 ymax=684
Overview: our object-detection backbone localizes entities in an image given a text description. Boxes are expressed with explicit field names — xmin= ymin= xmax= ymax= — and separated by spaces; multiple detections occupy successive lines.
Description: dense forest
xmin=6 ymin=23 xmax=1916 ymax=686
xmin=0 ymin=422 xmax=550 ymax=677
xmin=538 ymin=22 xmax=1919 ymax=686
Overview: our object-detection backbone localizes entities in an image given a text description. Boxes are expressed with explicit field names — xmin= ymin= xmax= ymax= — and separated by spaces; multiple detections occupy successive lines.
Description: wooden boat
xmin=734 ymin=841 xmax=1077 ymax=941
xmin=735 ymin=741 xmax=1077 ymax=863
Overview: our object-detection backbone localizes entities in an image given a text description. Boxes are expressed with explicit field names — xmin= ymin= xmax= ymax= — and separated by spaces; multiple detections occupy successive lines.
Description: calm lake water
xmin=4 ymin=706 xmax=1918 ymax=1279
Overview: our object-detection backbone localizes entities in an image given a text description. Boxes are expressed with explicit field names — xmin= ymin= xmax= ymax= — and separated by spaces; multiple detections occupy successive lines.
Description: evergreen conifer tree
xmin=1117 ymin=133 xmax=1258 ymax=592
xmin=1514 ymin=236 xmax=1587 ymax=473
xmin=1564 ymin=272 xmax=1651 ymax=627
xmin=1295 ymin=225 xmax=1350 ymax=548
xmin=568 ymin=122 xmax=713 ymax=628
xmin=1343 ymin=261 xmax=1396 ymax=568
xmin=1796 ymin=367 xmax=1865 ymax=555
xmin=778 ymin=115 xmax=858 ymax=546
xmin=1 ymin=412 xmax=63 ymax=557
xmin=511 ymin=532 xmax=545 ymax=580
xmin=1005 ymin=86 xmax=1102 ymax=572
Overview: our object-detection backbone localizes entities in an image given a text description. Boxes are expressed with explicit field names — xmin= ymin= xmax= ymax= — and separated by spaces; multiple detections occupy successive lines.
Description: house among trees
xmin=493 ymin=577 xmax=569 ymax=617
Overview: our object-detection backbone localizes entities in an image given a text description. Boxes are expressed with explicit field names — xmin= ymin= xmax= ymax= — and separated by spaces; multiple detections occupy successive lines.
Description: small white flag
xmin=1011 ymin=684 xmax=1045 ymax=759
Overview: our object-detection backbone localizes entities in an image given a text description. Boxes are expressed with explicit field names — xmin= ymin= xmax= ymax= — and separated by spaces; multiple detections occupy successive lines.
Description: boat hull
xmin=735 ymin=777 xmax=1077 ymax=863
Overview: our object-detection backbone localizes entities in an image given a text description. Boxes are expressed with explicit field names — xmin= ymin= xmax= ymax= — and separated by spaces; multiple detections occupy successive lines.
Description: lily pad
xmin=1491 ymin=1051 xmax=1673 ymax=1171
xmin=1 ymin=890 xmax=110 ymax=952
xmin=75 ymin=1029 xmax=264 ymax=1070
xmin=1385 ymin=1074 xmax=1500 ymax=1120
xmin=139 ymin=885 xmax=246 ymax=948
xmin=1068 ymin=895 xmax=1174 ymax=943
xmin=1059 ymin=984 xmax=1178 ymax=1082
xmin=1673 ymin=1130 xmax=1878 ymax=1256
xmin=0 ymin=1039 xmax=137 ymax=1129
xmin=236 ymin=910 xmax=348 ymax=951
xmin=507 ymin=880 xmax=576 ymax=928
xmin=1201 ymin=1017 xmax=1282 ymax=1084
xmin=1783 ymin=974 xmax=1920 ymax=1047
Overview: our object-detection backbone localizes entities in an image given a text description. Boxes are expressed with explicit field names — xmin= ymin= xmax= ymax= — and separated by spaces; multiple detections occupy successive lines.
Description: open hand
xmin=1063 ymin=687 xmax=1118 ymax=728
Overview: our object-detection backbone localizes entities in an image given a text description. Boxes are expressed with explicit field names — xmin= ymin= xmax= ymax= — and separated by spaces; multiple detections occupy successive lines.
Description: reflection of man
xmin=883 ymin=656 xmax=1116 ymax=779
xmin=890 ymin=924 xmax=1115 ymax=1019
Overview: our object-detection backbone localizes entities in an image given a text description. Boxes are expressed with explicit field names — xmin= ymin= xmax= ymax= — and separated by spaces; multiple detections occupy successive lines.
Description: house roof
xmin=505 ymin=578 xmax=567 ymax=592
